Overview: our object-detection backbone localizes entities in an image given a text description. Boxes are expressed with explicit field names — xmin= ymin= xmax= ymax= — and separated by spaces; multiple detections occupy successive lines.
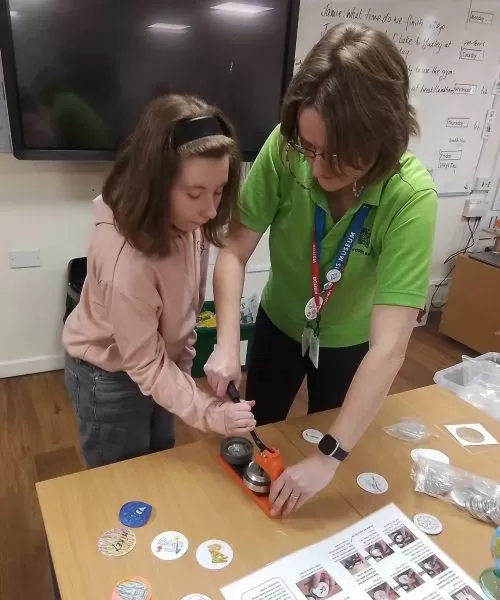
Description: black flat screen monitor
xmin=0 ymin=0 xmax=299 ymax=160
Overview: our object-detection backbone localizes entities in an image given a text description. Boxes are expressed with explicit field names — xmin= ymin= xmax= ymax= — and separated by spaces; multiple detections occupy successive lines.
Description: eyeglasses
xmin=287 ymin=138 xmax=339 ymax=165
xmin=285 ymin=144 xmax=312 ymax=191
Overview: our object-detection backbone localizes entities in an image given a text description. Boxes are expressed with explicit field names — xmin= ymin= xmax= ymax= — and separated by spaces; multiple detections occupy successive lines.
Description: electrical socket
xmin=475 ymin=177 xmax=492 ymax=191
xmin=462 ymin=198 xmax=489 ymax=218
xmin=8 ymin=249 xmax=41 ymax=269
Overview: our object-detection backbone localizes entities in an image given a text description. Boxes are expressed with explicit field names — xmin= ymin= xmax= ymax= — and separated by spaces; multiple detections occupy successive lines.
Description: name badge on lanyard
xmin=302 ymin=203 xmax=371 ymax=368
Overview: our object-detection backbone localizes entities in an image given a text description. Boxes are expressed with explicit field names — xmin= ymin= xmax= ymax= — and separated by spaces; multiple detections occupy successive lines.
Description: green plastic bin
xmin=192 ymin=301 xmax=255 ymax=378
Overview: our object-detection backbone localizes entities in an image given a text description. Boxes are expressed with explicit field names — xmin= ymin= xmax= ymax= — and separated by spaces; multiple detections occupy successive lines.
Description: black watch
xmin=318 ymin=434 xmax=349 ymax=461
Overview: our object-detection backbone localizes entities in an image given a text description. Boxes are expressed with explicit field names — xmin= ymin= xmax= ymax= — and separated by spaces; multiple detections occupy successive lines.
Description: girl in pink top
xmin=63 ymin=94 xmax=255 ymax=468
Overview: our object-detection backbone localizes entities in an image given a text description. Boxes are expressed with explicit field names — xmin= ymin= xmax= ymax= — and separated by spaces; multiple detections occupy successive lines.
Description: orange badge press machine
xmin=217 ymin=382 xmax=284 ymax=516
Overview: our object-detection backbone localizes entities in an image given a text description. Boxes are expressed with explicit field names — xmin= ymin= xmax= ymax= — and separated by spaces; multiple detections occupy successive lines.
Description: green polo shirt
xmin=238 ymin=126 xmax=437 ymax=348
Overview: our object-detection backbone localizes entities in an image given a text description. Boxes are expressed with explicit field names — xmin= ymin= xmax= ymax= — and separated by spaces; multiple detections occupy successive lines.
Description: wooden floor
xmin=0 ymin=314 xmax=474 ymax=600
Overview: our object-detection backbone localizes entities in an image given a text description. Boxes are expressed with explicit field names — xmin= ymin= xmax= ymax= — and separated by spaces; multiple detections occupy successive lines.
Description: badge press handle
xmin=216 ymin=382 xmax=284 ymax=515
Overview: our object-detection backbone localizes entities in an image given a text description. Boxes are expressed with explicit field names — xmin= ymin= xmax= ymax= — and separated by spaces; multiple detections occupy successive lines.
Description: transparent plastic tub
xmin=434 ymin=353 xmax=500 ymax=421
xmin=433 ymin=353 xmax=500 ymax=396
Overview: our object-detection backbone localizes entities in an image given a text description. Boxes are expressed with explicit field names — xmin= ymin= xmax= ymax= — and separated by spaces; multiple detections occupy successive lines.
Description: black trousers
xmin=246 ymin=307 xmax=369 ymax=425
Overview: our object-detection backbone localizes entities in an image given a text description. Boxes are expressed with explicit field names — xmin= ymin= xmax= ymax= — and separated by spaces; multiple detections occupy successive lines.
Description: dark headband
xmin=172 ymin=116 xmax=226 ymax=149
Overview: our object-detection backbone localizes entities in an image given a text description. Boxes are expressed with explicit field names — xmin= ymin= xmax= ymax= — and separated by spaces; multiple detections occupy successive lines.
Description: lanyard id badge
xmin=302 ymin=203 xmax=371 ymax=368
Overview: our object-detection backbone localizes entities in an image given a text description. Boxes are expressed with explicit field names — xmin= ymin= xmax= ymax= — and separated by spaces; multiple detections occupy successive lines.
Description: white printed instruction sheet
xmin=221 ymin=504 xmax=486 ymax=600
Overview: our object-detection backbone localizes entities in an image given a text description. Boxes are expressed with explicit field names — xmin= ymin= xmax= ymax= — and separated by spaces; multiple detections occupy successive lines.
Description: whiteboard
xmin=294 ymin=0 xmax=500 ymax=195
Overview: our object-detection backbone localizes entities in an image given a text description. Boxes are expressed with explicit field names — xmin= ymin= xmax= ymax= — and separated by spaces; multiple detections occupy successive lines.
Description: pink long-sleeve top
xmin=63 ymin=196 xmax=220 ymax=431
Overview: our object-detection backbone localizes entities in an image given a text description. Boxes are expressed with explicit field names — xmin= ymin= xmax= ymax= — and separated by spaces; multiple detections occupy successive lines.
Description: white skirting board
xmin=0 ymin=354 xmax=64 ymax=378
xmin=1 ymin=281 xmax=442 ymax=378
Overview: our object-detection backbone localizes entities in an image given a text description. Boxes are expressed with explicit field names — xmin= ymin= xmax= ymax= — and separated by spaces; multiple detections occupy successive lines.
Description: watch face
xmin=319 ymin=435 xmax=338 ymax=456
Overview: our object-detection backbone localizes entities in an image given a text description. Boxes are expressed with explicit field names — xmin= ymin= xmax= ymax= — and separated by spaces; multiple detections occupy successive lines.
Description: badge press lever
xmin=216 ymin=382 xmax=284 ymax=516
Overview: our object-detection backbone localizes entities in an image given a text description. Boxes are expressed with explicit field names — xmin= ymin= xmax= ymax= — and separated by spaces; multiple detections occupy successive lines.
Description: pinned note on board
xmin=482 ymin=109 xmax=497 ymax=139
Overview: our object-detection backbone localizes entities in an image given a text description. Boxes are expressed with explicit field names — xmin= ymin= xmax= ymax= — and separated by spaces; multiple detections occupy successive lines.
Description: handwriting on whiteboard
xmin=294 ymin=0 xmax=500 ymax=194
xmin=321 ymin=5 xmax=447 ymax=33
xmin=297 ymin=3 xmax=490 ymax=100
xmin=469 ymin=11 xmax=494 ymax=25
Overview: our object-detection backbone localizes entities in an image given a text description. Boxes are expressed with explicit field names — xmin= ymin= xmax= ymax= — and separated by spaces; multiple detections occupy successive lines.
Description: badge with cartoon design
xmin=151 ymin=531 xmax=188 ymax=561
xmin=196 ymin=539 xmax=233 ymax=570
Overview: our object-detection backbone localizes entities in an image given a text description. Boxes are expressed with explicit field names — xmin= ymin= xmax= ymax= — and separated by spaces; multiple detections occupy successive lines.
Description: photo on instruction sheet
xmin=366 ymin=582 xmax=400 ymax=600
xmin=450 ymin=585 xmax=484 ymax=600
xmin=388 ymin=526 xmax=417 ymax=548
xmin=340 ymin=552 xmax=369 ymax=575
xmin=365 ymin=540 xmax=394 ymax=562
xmin=295 ymin=568 xmax=342 ymax=599
xmin=393 ymin=568 xmax=424 ymax=592
xmin=418 ymin=554 xmax=448 ymax=578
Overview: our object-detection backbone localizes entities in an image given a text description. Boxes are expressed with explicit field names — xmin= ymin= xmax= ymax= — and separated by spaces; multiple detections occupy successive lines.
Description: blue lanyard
xmin=313 ymin=203 xmax=371 ymax=285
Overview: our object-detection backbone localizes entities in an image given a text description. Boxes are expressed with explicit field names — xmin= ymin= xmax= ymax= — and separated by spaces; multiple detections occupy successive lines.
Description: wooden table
xmin=37 ymin=386 xmax=500 ymax=599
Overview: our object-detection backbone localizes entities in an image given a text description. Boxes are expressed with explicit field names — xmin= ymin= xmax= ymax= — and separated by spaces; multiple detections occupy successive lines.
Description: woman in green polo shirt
xmin=205 ymin=23 xmax=437 ymax=515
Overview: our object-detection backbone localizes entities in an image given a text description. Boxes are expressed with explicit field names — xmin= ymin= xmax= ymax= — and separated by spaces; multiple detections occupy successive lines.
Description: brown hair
xmin=103 ymin=94 xmax=240 ymax=257
xmin=280 ymin=23 xmax=419 ymax=184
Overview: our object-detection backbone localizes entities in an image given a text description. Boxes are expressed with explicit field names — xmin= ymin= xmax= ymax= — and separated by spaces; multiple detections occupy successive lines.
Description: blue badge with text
xmin=119 ymin=501 xmax=152 ymax=528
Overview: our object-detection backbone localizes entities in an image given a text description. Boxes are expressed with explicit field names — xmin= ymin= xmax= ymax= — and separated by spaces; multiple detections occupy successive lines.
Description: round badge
xmin=413 ymin=513 xmax=443 ymax=535
xmin=119 ymin=501 xmax=152 ymax=528
xmin=410 ymin=449 xmax=450 ymax=465
xmin=98 ymin=527 xmax=136 ymax=557
xmin=356 ymin=473 xmax=389 ymax=495
xmin=456 ymin=426 xmax=486 ymax=443
xmin=311 ymin=582 xmax=330 ymax=598
xmin=326 ymin=269 xmax=342 ymax=283
xmin=181 ymin=595 xmax=213 ymax=600
xmin=151 ymin=531 xmax=188 ymax=561
xmin=302 ymin=429 xmax=323 ymax=444
xmin=305 ymin=296 xmax=323 ymax=321
xmin=112 ymin=576 xmax=152 ymax=600
xmin=196 ymin=539 xmax=233 ymax=570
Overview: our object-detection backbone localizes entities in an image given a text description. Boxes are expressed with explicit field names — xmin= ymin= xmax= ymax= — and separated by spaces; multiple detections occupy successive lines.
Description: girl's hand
xmin=204 ymin=343 xmax=242 ymax=397
xmin=206 ymin=399 xmax=256 ymax=435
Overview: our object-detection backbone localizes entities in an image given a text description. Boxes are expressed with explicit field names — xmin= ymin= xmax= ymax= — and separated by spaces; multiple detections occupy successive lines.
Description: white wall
xmin=0 ymin=155 xmax=107 ymax=376
xmin=1 ymin=146 xmax=498 ymax=377
xmin=428 ymin=190 xmax=495 ymax=307
xmin=0 ymin=155 xmax=273 ymax=377
xmin=432 ymin=191 xmax=497 ymax=279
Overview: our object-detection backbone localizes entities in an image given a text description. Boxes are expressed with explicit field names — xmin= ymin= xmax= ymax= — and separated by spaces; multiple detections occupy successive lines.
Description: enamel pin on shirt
xmin=303 ymin=203 xmax=371 ymax=367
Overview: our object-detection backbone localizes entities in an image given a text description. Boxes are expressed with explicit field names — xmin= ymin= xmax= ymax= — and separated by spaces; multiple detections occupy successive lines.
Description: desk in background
xmin=440 ymin=255 xmax=500 ymax=353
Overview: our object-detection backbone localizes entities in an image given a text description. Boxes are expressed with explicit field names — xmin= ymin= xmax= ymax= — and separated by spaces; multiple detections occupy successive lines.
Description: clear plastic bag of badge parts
xmin=412 ymin=457 xmax=500 ymax=526
xmin=383 ymin=417 xmax=437 ymax=443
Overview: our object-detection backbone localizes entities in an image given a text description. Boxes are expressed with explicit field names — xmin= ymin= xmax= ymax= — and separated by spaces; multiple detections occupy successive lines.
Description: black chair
xmin=63 ymin=257 xmax=87 ymax=323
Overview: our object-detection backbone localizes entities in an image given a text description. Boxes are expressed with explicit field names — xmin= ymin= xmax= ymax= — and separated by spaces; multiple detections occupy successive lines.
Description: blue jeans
xmin=64 ymin=354 xmax=174 ymax=468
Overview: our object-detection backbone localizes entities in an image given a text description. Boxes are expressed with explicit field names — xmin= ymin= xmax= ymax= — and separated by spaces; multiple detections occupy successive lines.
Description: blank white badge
xmin=411 ymin=448 xmax=450 ymax=464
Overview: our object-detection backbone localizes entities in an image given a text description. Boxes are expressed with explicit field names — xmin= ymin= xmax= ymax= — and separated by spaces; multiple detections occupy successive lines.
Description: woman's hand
xmin=269 ymin=454 xmax=338 ymax=517
xmin=204 ymin=343 xmax=242 ymax=397
xmin=206 ymin=399 xmax=256 ymax=435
